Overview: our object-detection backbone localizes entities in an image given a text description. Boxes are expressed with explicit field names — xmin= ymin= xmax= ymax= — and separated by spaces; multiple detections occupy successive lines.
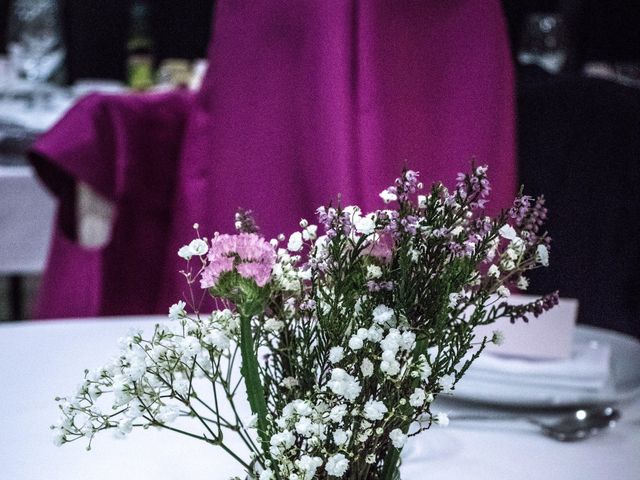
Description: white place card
xmin=474 ymin=294 xmax=579 ymax=360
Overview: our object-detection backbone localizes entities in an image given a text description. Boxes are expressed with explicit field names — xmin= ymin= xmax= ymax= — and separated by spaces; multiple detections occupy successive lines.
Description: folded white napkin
xmin=465 ymin=339 xmax=612 ymax=392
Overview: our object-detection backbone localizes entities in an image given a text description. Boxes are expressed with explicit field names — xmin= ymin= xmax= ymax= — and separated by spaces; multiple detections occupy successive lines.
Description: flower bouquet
xmin=53 ymin=166 xmax=558 ymax=479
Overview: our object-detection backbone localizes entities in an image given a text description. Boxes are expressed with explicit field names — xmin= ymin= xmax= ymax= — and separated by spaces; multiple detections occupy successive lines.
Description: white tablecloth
xmin=0 ymin=165 xmax=55 ymax=274
xmin=2 ymin=316 xmax=639 ymax=480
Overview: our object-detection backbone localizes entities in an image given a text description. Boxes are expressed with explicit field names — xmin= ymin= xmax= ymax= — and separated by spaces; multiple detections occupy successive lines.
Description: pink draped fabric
xmin=31 ymin=0 xmax=515 ymax=318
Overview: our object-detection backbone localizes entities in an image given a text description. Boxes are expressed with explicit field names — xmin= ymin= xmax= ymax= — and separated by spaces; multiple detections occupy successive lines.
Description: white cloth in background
xmin=468 ymin=340 xmax=612 ymax=391
xmin=77 ymin=182 xmax=114 ymax=248
xmin=0 ymin=165 xmax=55 ymax=274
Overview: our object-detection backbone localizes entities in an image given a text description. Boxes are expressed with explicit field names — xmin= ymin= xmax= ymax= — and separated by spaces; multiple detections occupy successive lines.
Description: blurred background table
xmin=0 ymin=85 xmax=73 ymax=318
xmin=0 ymin=81 xmax=93 ymax=322
xmin=1 ymin=316 xmax=639 ymax=480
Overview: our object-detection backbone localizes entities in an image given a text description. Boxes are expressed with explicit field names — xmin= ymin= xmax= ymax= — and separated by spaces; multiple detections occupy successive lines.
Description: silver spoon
xmin=450 ymin=406 xmax=620 ymax=441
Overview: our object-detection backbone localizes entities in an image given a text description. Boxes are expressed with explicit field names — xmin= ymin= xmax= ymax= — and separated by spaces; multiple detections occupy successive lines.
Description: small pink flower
xmin=200 ymin=233 xmax=276 ymax=289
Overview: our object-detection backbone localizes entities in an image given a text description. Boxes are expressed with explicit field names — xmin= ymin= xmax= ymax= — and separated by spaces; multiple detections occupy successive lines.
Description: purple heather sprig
xmin=455 ymin=164 xmax=491 ymax=210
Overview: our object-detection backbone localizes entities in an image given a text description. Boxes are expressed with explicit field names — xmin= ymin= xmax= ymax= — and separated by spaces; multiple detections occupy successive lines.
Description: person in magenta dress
xmin=31 ymin=0 xmax=516 ymax=318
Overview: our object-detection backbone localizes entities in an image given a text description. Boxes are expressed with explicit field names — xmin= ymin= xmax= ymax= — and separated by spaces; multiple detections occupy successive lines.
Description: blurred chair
xmin=30 ymin=0 xmax=517 ymax=319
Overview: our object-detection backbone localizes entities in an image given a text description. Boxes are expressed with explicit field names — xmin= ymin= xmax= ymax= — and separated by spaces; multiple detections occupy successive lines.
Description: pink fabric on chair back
xmin=32 ymin=0 xmax=515 ymax=319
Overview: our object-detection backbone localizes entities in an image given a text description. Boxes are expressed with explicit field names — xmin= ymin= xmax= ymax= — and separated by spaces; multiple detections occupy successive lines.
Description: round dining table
xmin=2 ymin=316 xmax=639 ymax=480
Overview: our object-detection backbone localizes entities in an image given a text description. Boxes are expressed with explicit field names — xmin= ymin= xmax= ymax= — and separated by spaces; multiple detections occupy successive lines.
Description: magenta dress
xmin=31 ymin=0 xmax=516 ymax=318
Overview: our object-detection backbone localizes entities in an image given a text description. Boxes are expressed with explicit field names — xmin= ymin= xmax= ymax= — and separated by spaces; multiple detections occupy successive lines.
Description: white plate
xmin=451 ymin=325 xmax=640 ymax=407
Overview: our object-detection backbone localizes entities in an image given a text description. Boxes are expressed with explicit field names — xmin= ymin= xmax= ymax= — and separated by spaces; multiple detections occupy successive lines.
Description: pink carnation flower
xmin=200 ymin=233 xmax=276 ymax=289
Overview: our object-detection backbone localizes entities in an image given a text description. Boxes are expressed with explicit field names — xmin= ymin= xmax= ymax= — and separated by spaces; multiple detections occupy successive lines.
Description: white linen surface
xmin=2 ymin=317 xmax=639 ymax=480
xmin=467 ymin=339 xmax=612 ymax=391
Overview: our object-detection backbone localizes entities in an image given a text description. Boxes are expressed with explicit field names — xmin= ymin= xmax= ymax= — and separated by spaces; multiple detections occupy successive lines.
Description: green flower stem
xmin=239 ymin=306 xmax=271 ymax=465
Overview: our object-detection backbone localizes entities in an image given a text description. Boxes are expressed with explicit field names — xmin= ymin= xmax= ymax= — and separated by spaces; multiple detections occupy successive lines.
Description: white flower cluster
xmin=51 ymin=308 xmax=240 ymax=447
xmin=262 ymin=300 xmax=440 ymax=479
xmin=271 ymin=247 xmax=304 ymax=292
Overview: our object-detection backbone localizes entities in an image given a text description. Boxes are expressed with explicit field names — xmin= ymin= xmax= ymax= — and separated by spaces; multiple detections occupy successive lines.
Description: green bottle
xmin=126 ymin=1 xmax=154 ymax=90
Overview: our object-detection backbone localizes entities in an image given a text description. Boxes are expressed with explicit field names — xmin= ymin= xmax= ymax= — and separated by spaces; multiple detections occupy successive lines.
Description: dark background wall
xmin=1 ymin=1 xmax=638 ymax=82
xmin=0 ymin=0 xmax=215 ymax=82
xmin=502 ymin=0 xmax=640 ymax=66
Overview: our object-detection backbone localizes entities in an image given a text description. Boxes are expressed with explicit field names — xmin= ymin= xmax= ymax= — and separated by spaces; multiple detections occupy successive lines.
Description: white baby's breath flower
xmin=188 ymin=238 xmax=208 ymax=256
xmin=327 ymin=369 xmax=361 ymax=401
xmin=389 ymin=428 xmax=407 ymax=448
xmin=380 ymin=330 xmax=402 ymax=353
xmin=177 ymin=245 xmax=193 ymax=260
xmin=434 ymin=412 xmax=450 ymax=427
xmin=287 ymin=232 xmax=304 ymax=252
xmin=328 ymin=404 xmax=348 ymax=423
xmin=325 ymin=453 xmax=349 ymax=477
xmin=362 ymin=399 xmax=387 ymax=421
xmin=372 ymin=304 xmax=395 ymax=326
xmin=487 ymin=264 xmax=500 ymax=279
xmin=348 ymin=335 xmax=364 ymax=350
xmin=205 ymin=330 xmax=230 ymax=350
xmin=270 ymin=430 xmax=295 ymax=448
xmin=379 ymin=189 xmax=397 ymax=204
xmin=259 ymin=469 xmax=274 ymax=480
xmin=294 ymin=416 xmax=313 ymax=437
xmin=353 ymin=212 xmax=377 ymax=235
xmin=179 ymin=336 xmax=202 ymax=361
xmin=356 ymin=327 xmax=369 ymax=340
xmin=498 ymin=224 xmax=517 ymax=240
xmin=156 ymin=405 xmax=180 ymax=424
xmin=379 ymin=358 xmax=400 ymax=376
xmin=492 ymin=330 xmax=505 ymax=346
xmin=381 ymin=350 xmax=396 ymax=364
xmin=401 ymin=331 xmax=416 ymax=351
xmin=297 ymin=268 xmax=312 ymax=281
xmin=366 ymin=265 xmax=383 ymax=280
xmin=329 ymin=347 xmax=344 ymax=364
xmin=409 ymin=388 xmax=426 ymax=407
xmin=51 ymin=428 xmax=65 ymax=446
xmin=505 ymin=247 xmax=519 ymax=260
xmin=333 ymin=429 xmax=349 ymax=446
xmin=168 ymin=300 xmax=186 ymax=320
xmin=501 ymin=258 xmax=516 ymax=271
xmin=293 ymin=400 xmax=313 ymax=417
xmin=360 ymin=358 xmax=374 ymax=378
xmin=342 ymin=205 xmax=360 ymax=217
xmin=173 ymin=377 xmax=190 ymax=396
xmin=295 ymin=456 xmax=323 ymax=479
xmin=367 ymin=326 xmax=383 ymax=343
xmin=536 ymin=244 xmax=550 ymax=266
xmin=117 ymin=418 xmax=133 ymax=435
xmin=264 ymin=318 xmax=285 ymax=333
xmin=510 ymin=236 xmax=525 ymax=255
xmin=282 ymin=377 xmax=299 ymax=389
xmin=302 ymin=224 xmax=318 ymax=241
xmin=448 ymin=292 xmax=460 ymax=308
xmin=517 ymin=276 xmax=529 ymax=290
xmin=497 ymin=285 xmax=511 ymax=298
